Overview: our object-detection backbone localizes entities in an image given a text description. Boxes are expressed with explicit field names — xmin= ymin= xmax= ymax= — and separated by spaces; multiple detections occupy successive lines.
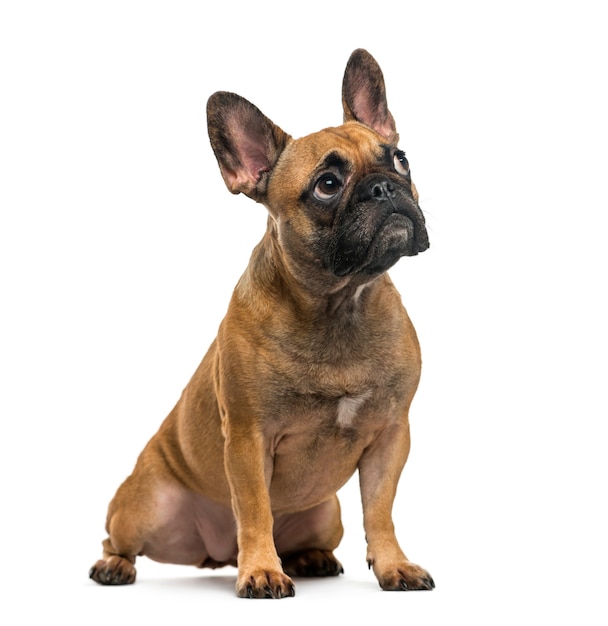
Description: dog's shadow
xmin=139 ymin=572 xmax=237 ymax=595
xmin=137 ymin=569 xmax=362 ymax=597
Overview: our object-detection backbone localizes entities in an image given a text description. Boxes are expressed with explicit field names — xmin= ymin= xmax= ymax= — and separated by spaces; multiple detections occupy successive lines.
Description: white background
xmin=1 ymin=1 xmax=607 ymax=623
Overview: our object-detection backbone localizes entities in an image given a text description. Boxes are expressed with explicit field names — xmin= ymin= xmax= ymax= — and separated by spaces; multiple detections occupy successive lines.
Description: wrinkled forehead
xmin=274 ymin=122 xmax=392 ymax=185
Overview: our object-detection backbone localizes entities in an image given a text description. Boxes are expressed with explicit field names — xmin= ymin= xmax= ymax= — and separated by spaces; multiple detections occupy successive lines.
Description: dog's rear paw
xmin=282 ymin=549 xmax=344 ymax=577
xmin=373 ymin=560 xmax=435 ymax=591
xmin=236 ymin=568 xmax=295 ymax=599
xmin=89 ymin=556 xmax=136 ymax=585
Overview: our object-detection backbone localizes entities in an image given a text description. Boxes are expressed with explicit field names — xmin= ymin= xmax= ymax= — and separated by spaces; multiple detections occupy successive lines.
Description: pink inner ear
xmin=351 ymin=91 xmax=396 ymax=142
xmin=241 ymin=142 xmax=270 ymax=184
xmin=231 ymin=127 xmax=270 ymax=187
xmin=352 ymin=92 xmax=376 ymax=126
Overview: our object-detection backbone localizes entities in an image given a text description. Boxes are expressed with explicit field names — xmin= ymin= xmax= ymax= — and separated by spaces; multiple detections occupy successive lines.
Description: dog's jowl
xmin=89 ymin=49 xmax=434 ymax=598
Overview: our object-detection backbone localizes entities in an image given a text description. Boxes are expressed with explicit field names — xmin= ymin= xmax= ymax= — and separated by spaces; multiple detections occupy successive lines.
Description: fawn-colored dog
xmin=90 ymin=48 xmax=433 ymax=598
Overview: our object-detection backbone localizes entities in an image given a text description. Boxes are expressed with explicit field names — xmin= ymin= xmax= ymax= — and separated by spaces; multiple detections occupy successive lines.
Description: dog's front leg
xmin=358 ymin=419 xmax=435 ymax=591
xmin=223 ymin=424 xmax=295 ymax=599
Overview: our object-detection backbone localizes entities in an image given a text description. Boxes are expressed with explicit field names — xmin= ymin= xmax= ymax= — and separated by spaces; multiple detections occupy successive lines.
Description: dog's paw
xmin=372 ymin=560 xmax=435 ymax=591
xmin=236 ymin=568 xmax=296 ymax=599
xmin=282 ymin=549 xmax=344 ymax=577
xmin=89 ymin=556 xmax=136 ymax=585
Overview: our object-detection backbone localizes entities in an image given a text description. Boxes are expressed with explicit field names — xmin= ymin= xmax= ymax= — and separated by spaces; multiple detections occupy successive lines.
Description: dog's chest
xmin=334 ymin=391 xmax=371 ymax=428
xmin=276 ymin=347 xmax=407 ymax=428
xmin=270 ymin=384 xmax=393 ymax=453
xmin=267 ymin=353 xmax=406 ymax=440
xmin=265 ymin=388 xmax=391 ymax=511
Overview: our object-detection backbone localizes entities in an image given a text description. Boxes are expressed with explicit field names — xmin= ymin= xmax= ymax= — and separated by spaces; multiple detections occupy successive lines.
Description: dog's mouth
xmin=328 ymin=203 xmax=429 ymax=277
xmin=359 ymin=211 xmax=429 ymax=275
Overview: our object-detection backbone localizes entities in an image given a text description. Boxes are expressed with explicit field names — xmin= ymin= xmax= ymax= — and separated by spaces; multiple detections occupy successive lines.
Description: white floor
xmin=21 ymin=522 xmax=607 ymax=625
xmin=9 ymin=468 xmax=604 ymax=625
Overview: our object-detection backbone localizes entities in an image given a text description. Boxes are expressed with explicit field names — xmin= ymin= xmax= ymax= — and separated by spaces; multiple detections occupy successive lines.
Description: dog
xmin=89 ymin=48 xmax=434 ymax=598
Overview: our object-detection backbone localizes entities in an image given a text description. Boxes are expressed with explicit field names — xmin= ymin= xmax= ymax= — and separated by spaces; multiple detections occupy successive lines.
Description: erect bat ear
xmin=342 ymin=49 xmax=399 ymax=143
xmin=207 ymin=92 xmax=292 ymax=202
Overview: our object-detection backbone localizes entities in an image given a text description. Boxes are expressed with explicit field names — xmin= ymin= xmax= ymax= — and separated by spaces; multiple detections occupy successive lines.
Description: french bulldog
xmin=89 ymin=48 xmax=434 ymax=598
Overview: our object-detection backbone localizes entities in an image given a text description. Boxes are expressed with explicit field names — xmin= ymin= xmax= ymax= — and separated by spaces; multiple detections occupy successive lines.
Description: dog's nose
xmin=355 ymin=175 xmax=397 ymax=205
xmin=364 ymin=176 xmax=395 ymax=201
xmin=370 ymin=179 xmax=395 ymax=199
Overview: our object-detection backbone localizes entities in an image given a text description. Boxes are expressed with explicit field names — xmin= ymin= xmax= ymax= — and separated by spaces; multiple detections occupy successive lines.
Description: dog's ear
xmin=207 ymin=92 xmax=291 ymax=201
xmin=342 ymin=49 xmax=398 ymax=143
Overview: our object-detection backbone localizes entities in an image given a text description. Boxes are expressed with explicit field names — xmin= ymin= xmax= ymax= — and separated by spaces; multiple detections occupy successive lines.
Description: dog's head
xmin=207 ymin=49 xmax=429 ymax=283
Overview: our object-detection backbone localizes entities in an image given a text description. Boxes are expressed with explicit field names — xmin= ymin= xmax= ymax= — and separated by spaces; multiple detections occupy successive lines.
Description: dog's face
xmin=207 ymin=49 xmax=429 ymax=286
xmin=266 ymin=123 xmax=429 ymax=279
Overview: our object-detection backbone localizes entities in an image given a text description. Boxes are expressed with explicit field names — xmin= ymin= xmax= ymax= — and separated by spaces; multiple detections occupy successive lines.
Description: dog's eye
xmin=314 ymin=173 xmax=342 ymax=200
xmin=393 ymin=151 xmax=410 ymax=176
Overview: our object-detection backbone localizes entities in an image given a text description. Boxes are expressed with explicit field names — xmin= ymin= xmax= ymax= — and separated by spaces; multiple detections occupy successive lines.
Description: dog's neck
xmin=236 ymin=223 xmax=389 ymax=325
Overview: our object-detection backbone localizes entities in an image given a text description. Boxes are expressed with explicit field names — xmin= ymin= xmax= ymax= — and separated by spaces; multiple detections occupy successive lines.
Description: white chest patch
xmin=336 ymin=392 xmax=370 ymax=428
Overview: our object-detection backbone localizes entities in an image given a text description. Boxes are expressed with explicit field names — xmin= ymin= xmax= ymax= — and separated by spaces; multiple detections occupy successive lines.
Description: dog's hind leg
xmin=281 ymin=548 xmax=344 ymax=578
xmin=275 ymin=495 xmax=345 ymax=577
xmin=89 ymin=465 xmax=170 ymax=586
xmin=89 ymin=537 xmax=138 ymax=585
xmin=89 ymin=484 xmax=147 ymax=585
